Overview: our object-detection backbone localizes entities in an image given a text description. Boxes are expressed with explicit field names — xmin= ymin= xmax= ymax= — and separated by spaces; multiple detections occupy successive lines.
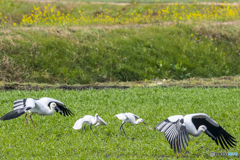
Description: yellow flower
xmin=211 ymin=38 xmax=213 ymax=41
xmin=13 ymin=23 xmax=16 ymax=26
xmin=145 ymin=79 xmax=147 ymax=81
xmin=191 ymin=34 xmax=193 ymax=36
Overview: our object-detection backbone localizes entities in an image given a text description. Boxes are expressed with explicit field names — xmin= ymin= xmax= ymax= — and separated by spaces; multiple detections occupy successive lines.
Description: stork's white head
xmin=95 ymin=113 xmax=100 ymax=122
xmin=50 ymin=102 xmax=63 ymax=115
xmin=50 ymin=102 xmax=57 ymax=109
xmin=198 ymin=125 xmax=216 ymax=140
xmin=137 ymin=118 xmax=144 ymax=123
xmin=198 ymin=125 xmax=207 ymax=132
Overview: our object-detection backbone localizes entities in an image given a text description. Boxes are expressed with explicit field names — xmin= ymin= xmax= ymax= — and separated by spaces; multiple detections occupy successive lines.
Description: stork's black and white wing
xmin=191 ymin=113 xmax=237 ymax=149
xmin=0 ymin=98 xmax=35 ymax=120
xmin=155 ymin=115 xmax=190 ymax=154
xmin=36 ymin=97 xmax=74 ymax=116
xmin=133 ymin=114 xmax=140 ymax=120
xmin=125 ymin=113 xmax=140 ymax=120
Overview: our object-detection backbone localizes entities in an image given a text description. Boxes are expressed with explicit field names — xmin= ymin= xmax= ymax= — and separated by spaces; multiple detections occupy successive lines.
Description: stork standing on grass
xmin=0 ymin=97 xmax=74 ymax=130
xmin=73 ymin=113 xmax=107 ymax=132
xmin=115 ymin=113 xmax=152 ymax=136
xmin=155 ymin=113 xmax=237 ymax=156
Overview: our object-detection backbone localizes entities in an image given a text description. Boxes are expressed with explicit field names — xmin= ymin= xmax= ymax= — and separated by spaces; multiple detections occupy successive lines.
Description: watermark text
xmin=210 ymin=151 xmax=238 ymax=157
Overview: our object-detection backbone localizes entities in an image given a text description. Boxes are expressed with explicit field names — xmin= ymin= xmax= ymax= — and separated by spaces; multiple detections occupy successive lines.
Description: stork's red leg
xmin=25 ymin=113 xmax=29 ymax=126
xmin=180 ymin=152 xmax=184 ymax=157
xmin=29 ymin=113 xmax=37 ymax=130
xmin=172 ymin=145 xmax=177 ymax=157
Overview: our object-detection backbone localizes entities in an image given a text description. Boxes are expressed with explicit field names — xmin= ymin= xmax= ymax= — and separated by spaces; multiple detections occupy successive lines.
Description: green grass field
xmin=0 ymin=87 xmax=239 ymax=159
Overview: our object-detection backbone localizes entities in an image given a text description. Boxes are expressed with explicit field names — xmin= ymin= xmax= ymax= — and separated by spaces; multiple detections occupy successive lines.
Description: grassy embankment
xmin=0 ymin=87 xmax=239 ymax=159
xmin=0 ymin=1 xmax=240 ymax=85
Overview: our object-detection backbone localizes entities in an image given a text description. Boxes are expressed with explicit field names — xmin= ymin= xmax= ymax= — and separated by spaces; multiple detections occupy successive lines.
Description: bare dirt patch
xmin=2 ymin=21 xmax=240 ymax=33
xmin=0 ymin=83 xmax=130 ymax=91
xmin=1 ymin=75 xmax=239 ymax=91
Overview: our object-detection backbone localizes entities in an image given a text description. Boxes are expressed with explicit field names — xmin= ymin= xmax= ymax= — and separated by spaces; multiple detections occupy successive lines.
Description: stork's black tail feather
xmin=0 ymin=109 xmax=26 ymax=121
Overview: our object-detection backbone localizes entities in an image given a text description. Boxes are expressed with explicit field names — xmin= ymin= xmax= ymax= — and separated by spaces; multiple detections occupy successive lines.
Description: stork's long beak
xmin=204 ymin=129 xmax=216 ymax=140
xmin=143 ymin=121 xmax=152 ymax=130
xmin=55 ymin=106 xmax=64 ymax=115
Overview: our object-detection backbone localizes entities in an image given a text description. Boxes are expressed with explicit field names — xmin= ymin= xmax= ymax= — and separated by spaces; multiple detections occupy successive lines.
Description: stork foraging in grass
xmin=115 ymin=113 xmax=152 ymax=136
xmin=73 ymin=113 xmax=107 ymax=132
xmin=155 ymin=113 xmax=237 ymax=156
xmin=0 ymin=97 xmax=74 ymax=130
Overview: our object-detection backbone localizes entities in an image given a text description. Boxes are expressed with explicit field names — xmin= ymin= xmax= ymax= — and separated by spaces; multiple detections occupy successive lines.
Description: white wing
xmin=36 ymin=97 xmax=73 ymax=116
xmin=95 ymin=116 xmax=107 ymax=126
xmin=36 ymin=97 xmax=64 ymax=106
xmin=187 ymin=113 xmax=219 ymax=127
xmin=115 ymin=113 xmax=127 ymax=121
xmin=13 ymin=98 xmax=35 ymax=110
xmin=73 ymin=118 xmax=86 ymax=130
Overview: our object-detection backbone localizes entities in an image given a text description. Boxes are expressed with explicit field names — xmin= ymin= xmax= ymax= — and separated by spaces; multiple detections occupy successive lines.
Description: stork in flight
xmin=0 ymin=97 xmax=74 ymax=130
xmin=73 ymin=113 xmax=107 ymax=132
xmin=115 ymin=113 xmax=152 ymax=136
xmin=155 ymin=113 xmax=237 ymax=156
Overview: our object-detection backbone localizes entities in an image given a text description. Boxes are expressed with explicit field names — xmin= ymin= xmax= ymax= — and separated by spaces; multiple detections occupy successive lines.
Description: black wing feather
xmin=192 ymin=117 xmax=237 ymax=150
xmin=55 ymin=102 xmax=74 ymax=116
xmin=0 ymin=109 xmax=26 ymax=120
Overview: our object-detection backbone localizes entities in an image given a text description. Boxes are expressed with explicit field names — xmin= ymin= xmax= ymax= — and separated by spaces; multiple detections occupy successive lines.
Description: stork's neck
xmin=190 ymin=129 xmax=203 ymax=137
xmin=133 ymin=119 xmax=142 ymax=125
xmin=92 ymin=116 xmax=98 ymax=125
xmin=48 ymin=106 xmax=55 ymax=115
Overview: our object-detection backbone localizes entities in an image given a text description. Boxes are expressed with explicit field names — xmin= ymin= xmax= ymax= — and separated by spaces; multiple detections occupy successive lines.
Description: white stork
xmin=0 ymin=97 xmax=74 ymax=130
xmin=115 ymin=113 xmax=152 ymax=136
xmin=73 ymin=113 xmax=107 ymax=132
xmin=155 ymin=113 xmax=237 ymax=156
